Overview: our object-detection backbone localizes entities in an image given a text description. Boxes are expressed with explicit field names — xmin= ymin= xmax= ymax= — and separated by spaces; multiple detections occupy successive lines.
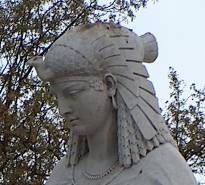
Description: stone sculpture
xmin=28 ymin=22 xmax=197 ymax=185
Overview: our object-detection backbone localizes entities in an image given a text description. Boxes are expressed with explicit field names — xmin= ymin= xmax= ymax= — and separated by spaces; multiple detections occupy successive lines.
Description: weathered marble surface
xmin=28 ymin=22 xmax=197 ymax=185
xmin=46 ymin=143 xmax=196 ymax=185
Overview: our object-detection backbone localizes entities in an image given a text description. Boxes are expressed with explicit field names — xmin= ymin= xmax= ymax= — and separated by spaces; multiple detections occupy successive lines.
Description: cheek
xmin=92 ymin=96 xmax=112 ymax=121
xmin=76 ymin=90 xmax=111 ymax=120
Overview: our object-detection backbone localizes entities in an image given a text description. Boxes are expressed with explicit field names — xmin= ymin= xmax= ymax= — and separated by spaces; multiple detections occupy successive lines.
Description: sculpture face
xmin=50 ymin=76 xmax=114 ymax=135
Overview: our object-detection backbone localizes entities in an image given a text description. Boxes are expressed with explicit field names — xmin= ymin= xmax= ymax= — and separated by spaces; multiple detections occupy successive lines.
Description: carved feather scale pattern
xmin=92 ymin=31 xmax=163 ymax=141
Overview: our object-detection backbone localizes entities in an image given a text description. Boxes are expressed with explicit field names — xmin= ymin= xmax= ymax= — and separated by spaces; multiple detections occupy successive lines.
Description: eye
xmin=68 ymin=89 xmax=81 ymax=95
xmin=63 ymin=88 xmax=84 ymax=97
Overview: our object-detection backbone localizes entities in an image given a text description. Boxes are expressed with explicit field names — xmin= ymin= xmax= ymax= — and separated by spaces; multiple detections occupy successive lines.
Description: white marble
xmin=28 ymin=22 xmax=197 ymax=185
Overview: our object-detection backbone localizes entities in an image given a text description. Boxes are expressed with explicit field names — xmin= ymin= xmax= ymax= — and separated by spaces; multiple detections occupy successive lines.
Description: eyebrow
xmin=63 ymin=83 xmax=87 ymax=91
xmin=50 ymin=81 xmax=88 ymax=94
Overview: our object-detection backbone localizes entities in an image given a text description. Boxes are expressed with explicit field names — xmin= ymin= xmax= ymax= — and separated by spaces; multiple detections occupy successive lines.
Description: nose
xmin=59 ymin=106 xmax=73 ymax=116
xmin=57 ymin=97 xmax=73 ymax=116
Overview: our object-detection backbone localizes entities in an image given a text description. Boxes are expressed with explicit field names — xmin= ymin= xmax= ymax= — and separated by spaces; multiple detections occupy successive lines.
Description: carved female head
xmin=49 ymin=74 xmax=117 ymax=136
xmin=28 ymin=22 xmax=175 ymax=168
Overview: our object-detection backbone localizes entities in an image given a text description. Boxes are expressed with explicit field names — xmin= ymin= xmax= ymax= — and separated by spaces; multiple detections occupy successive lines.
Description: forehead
xmin=50 ymin=76 xmax=104 ymax=91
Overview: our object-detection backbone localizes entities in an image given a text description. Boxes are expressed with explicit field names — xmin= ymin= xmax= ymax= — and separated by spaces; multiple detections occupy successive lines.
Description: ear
xmin=104 ymin=73 xmax=117 ymax=97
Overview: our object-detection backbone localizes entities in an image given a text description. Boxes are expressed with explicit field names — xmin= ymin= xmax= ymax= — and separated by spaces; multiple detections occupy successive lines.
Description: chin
xmin=72 ymin=126 xmax=87 ymax=136
xmin=73 ymin=128 xmax=98 ymax=137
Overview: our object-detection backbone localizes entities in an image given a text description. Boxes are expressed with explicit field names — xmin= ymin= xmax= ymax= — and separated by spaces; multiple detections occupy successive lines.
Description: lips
xmin=67 ymin=117 xmax=79 ymax=127
xmin=70 ymin=120 xmax=79 ymax=127
xmin=69 ymin=117 xmax=78 ymax=122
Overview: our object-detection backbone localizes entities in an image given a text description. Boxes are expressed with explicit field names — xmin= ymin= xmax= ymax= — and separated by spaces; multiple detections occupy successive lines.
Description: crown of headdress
xmin=28 ymin=23 xmax=157 ymax=80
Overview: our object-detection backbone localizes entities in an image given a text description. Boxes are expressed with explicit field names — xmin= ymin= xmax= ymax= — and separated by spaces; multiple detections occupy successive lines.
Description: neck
xmin=85 ymin=110 xmax=118 ymax=173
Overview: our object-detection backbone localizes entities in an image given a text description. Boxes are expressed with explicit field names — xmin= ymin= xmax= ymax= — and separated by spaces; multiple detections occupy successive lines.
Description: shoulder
xmin=45 ymin=156 xmax=73 ymax=185
xmin=140 ymin=143 xmax=197 ymax=185
xmin=112 ymin=143 xmax=197 ymax=185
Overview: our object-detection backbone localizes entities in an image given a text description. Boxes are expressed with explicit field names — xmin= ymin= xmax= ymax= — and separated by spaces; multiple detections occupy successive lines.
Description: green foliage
xmin=0 ymin=0 xmax=153 ymax=184
xmin=163 ymin=67 xmax=205 ymax=174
